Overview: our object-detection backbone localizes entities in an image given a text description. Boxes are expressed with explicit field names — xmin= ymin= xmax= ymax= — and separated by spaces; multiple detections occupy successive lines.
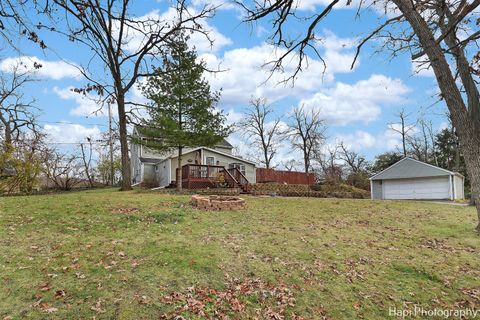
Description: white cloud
xmin=296 ymin=0 xmax=353 ymax=11
xmin=0 ymin=56 xmax=82 ymax=80
xmin=335 ymin=128 xmax=403 ymax=152
xmin=316 ymin=31 xmax=358 ymax=73
xmin=53 ymin=86 xmax=106 ymax=118
xmin=224 ymin=108 xmax=244 ymax=125
xmin=123 ymin=8 xmax=231 ymax=54
xmin=192 ymin=0 xmax=238 ymax=11
xmin=438 ymin=121 xmax=449 ymax=131
xmin=335 ymin=130 xmax=377 ymax=150
xmin=202 ymin=34 xmax=357 ymax=106
xmin=44 ymin=122 xmax=102 ymax=144
xmin=299 ymin=74 xmax=410 ymax=126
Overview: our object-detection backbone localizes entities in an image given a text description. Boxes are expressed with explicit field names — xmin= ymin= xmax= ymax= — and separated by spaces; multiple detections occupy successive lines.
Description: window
xmin=206 ymin=156 xmax=215 ymax=165
xmin=229 ymin=163 xmax=246 ymax=175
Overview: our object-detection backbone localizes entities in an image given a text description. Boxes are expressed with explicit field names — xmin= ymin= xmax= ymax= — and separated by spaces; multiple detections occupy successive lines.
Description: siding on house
xmin=453 ymin=175 xmax=464 ymax=199
xmin=131 ymin=142 xmax=142 ymax=184
xmin=143 ymin=163 xmax=156 ymax=186
xmin=155 ymin=158 xmax=171 ymax=187
xmin=214 ymin=145 xmax=233 ymax=154
xmin=170 ymin=150 xmax=202 ymax=181
xmin=371 ymin=180 xmax=383 ymax=200
xmin=202 ymin=149 xmax=256 ymax=183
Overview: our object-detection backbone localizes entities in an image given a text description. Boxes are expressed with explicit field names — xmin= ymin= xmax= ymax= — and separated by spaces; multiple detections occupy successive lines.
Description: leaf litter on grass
xmin=159 ymin=277 xmax=305 ymax=319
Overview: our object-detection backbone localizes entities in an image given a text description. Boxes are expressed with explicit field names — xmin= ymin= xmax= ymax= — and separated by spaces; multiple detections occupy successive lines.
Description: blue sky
xmin=0 ymin=0 xmax=449 ymax=168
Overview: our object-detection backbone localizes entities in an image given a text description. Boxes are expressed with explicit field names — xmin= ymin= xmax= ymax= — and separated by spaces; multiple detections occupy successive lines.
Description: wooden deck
xmin=178 ymin=164 xmax=250 ymax=192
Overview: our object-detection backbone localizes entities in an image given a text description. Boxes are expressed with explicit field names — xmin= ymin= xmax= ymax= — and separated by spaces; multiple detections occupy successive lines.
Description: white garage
xmin=370 ymin=158 xmax=464 ymax=200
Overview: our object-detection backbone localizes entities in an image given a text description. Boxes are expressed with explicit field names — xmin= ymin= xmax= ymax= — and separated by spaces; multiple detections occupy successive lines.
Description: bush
xmin=249 ymin=183 xmax=370 ymax=199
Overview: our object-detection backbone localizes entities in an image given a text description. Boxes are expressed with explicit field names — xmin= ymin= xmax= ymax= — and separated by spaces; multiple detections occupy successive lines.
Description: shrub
xmin=249 ymin=183 xmax=370 ymax=199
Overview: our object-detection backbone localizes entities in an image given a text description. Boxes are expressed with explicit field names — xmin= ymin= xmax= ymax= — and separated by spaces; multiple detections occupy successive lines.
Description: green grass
xmin=1 ymin=189 xmax=479 ymax=319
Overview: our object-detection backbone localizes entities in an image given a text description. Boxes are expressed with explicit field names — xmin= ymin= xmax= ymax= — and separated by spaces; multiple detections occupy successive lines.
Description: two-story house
xmin=131 ymin=127 xmax=256 ymax=188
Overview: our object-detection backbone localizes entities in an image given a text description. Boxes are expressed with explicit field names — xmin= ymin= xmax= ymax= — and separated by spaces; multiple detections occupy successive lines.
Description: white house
xmin=130 ymin=127 xmax=256 ymax=188
xmin=370 ymin=157 xmax=464 ymax=200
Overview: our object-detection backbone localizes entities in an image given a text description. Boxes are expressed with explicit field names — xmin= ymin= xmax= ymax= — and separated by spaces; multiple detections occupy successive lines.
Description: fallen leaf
xmin=39 ymin=283 xmax=50 ymax=291
xmin=75 ymin=272 xmax=86 ymax=279
xmin=55 ymin=290 xmax=66 ymax=299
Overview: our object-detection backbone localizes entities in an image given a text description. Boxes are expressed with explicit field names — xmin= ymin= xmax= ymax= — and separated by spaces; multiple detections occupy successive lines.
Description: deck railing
xmin=227 ymin=167 xmax=250 ymax=191
xmin=227 ymin=168 xmax=247 ymax=184
xmin=180 ymin=164 xmax=239 ymax=189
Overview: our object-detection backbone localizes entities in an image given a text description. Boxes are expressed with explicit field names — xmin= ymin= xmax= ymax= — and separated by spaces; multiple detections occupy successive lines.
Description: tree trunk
xmin=177 ymin=146 xmax=183 ymax=191
xmin=4 ymin=123 xmax=12 ymax=149
xmin=393 ymin=0 xmax=480 ymax=231
xmin=117 ymin=93 xmax=132 ymax=191
xmin=108 ymin=103 xmax=115 ymax=186
xmin=304 ymin=150 xmax=309 ymax=173
xmin=264 ymin=147 xmax=270 ymax=169
xmin=80 ymin=143 xmax=94 ymax=188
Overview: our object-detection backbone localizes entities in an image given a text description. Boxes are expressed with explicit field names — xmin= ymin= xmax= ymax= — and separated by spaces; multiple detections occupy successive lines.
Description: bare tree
xmin=238 ymin=98 xmax=283 ymax=169
xmin=41 ymin=0 xmax=217 ymax=191
xmin=239 ymin=0 xmax=480 ymax=231
xmin=287 ymin=105 xmax=326 ymax=173
xmin=0 ymin=62 xmax=38 ymax=149
xmin=43 ymin=151 xmax=84 ymax=191
xmin=338 ymin=143 xmax=367 ymax=174
xmin=314 ymin=144 xmax=343 ymax=185
xmin=281 ymin=159 xmax=301 ymax=171
xmin=388 ymin=108 xmax=416 ymax=157
xmin=406 ymin=118 xmax=433 ymax=162
xmin=0 ymin=1 xmax=48 ymax=50
xmin=424 ymin=119 xmax=439 ymax=166
xmin=95 ymin=129 xmax=121 ymax=186
xmin=80 ymin=137 xmax=95 ymax=188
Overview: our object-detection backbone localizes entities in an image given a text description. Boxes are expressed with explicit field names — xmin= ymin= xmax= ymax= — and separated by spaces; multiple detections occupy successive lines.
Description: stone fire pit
xmin=190 ymin=194 xmax=246 ymax=211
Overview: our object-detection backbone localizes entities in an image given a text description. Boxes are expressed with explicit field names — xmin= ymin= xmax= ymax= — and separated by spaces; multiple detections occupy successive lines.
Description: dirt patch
xmin=110 ymin=207 xmax=139 ymax=214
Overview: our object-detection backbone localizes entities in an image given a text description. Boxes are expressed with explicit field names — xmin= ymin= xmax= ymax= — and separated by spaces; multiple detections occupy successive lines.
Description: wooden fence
xmin=256 ymin=168 xmax=315 ymax=185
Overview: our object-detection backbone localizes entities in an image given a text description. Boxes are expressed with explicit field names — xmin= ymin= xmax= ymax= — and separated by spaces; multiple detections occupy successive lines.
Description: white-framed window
xmin=206 ymin=156 xmax=215 ymax=165
xmin=229 ymin=163 xmax=246 ymax=175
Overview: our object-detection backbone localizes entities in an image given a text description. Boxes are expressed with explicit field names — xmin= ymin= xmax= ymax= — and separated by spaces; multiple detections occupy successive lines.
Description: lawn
xmin=1 ymin=189 xmax=479 ymax=319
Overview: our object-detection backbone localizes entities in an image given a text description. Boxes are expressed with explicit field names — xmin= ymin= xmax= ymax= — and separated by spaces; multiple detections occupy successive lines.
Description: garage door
xmin=383 ymin=177 xmax=450 ymax=200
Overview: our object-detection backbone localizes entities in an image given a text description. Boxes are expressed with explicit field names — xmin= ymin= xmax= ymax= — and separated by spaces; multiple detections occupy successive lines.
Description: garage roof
xmin=370 ymin=157 xmax=462 ymax=180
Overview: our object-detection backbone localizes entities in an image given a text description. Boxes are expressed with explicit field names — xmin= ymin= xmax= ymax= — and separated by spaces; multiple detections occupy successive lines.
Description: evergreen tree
xmin=370 ymin=152 xmax=403 ymax=173
xmin=138 ymin=35 xmax=230 ymax=191
xmin=435 ymin=128 xmax=469 ymax=190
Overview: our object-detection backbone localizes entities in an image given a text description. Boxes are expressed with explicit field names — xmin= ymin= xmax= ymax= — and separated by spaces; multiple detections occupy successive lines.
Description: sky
xmin=0 ymin=0 xmax=450 ymax=169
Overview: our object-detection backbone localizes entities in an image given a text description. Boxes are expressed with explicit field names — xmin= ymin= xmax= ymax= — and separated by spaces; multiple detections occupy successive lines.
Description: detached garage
xmin=370 ymin=158 xmax=464 ymax=200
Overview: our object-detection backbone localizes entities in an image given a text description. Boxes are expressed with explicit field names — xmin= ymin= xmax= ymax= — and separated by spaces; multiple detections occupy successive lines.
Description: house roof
xmin=166 ymin=146 xmax=257 ymax=166
xmin=370 ymin=157 xmax=463 ymax=180
xmin=216 ymin=139 xmax=234 ymax=149
xmin=139 ymin=157 xmax=163 ymax=163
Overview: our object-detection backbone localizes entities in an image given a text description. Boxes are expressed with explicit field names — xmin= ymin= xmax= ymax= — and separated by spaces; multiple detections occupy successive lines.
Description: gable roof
xmin=216 ymin=139 xmax=234 ymax=149
xmin=370 ymin=157 xmax=462 ymax=180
